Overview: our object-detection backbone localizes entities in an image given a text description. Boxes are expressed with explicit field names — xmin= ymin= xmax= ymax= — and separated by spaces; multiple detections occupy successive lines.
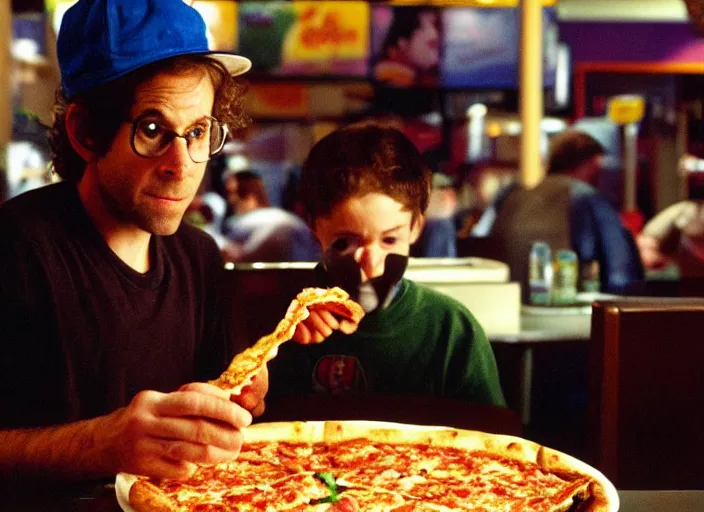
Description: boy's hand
xmin=292 ymin=304 xmax=361 ymax=345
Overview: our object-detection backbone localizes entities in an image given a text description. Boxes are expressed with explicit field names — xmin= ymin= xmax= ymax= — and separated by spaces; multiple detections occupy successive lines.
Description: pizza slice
xmin=209 ymin=287 xmax=364 ymax=396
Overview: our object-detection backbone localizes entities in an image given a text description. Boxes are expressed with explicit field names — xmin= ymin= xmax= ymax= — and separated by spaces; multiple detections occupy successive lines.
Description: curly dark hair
xmin=300 ymin=124 xmax=431 ymax=225
xmin=49 ymin=55 xmax=249 ymax=182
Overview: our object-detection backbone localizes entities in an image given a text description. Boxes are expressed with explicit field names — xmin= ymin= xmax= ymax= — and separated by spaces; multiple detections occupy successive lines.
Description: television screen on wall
xmin=440 ymin=7 xmax=558 ymax=89
xmin=370 ymin=5 xmax=441 ymax=88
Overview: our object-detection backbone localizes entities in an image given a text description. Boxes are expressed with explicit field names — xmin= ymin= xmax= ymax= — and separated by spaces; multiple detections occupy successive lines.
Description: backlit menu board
xmin=238 ymin=1 xmax=370 ymax=76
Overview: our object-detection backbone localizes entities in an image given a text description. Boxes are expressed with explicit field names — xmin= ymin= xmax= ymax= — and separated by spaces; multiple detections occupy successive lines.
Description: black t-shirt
xmin=0 ymin=182 xmax=233 ymax=428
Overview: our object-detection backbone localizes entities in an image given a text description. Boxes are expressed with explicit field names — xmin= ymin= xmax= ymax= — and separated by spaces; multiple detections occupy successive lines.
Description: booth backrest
xmin=227 ymin=265 xmax=318 ymax=351
xmin=589 ymin=298 xmax=704 ymax=489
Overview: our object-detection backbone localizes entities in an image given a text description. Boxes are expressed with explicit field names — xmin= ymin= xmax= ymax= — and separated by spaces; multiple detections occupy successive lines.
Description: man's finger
xmin=154 ymin=391 xmax=252 ymax=428
xmin=125 ymin=455 xmax=198 ymax=480
xmin=178 ymin=381 xmax=232 ymax=399
xmin=158 ymin=438 xmax=243 ymax=465
xmin=147 ymin=416 xmax=243 ymax=450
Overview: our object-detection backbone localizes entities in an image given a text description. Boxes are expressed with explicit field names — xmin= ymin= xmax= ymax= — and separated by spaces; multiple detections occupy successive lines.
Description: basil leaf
xmin=314 ymin=472 xmax=339 ymax=503
xmin=314 ymin=472 xmax=337 ymax=491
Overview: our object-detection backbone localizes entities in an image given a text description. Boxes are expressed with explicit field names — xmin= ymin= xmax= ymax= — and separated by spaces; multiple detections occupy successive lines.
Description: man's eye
xmin=186 ymin=126 xmax=207 ymax=140
xmin=383 ymin=237 xmax=398 ymax=245
xmin=331 ymin=238 xmax=352 ymax=252
xmin=138 ymin=121 xmax=164 ymax=139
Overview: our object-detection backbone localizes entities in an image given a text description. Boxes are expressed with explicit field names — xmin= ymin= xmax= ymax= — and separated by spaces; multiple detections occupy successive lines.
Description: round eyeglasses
xmin=127 ymin=115 xmax=229 ymax=163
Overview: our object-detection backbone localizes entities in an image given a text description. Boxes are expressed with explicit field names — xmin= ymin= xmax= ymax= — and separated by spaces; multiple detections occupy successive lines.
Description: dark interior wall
xmin=12 ymin=0 xmax=45 ymax=14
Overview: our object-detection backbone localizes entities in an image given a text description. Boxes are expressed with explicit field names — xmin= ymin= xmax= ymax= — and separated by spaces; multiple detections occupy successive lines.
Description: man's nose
xmin=160 ymin=137 xmax=193 ymax=179
xmin=355 ymin=245 xmax=385 ymax=281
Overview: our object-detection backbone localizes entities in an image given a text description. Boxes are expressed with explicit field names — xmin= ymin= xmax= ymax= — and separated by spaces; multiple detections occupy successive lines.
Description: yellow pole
xmin=0 ymin=1 xmax=11 ymax=202
xmin=519 ymin=0 xmax=544 ymax=188
xmin=0 ymin=1 xmax=10 ymax=149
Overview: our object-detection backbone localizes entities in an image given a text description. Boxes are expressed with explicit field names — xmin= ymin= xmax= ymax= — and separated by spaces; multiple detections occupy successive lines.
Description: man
xmin=472 ymin=129 xmax=643 ymax=299
xmin=221 ymin=170 xmax=320 ymax=263
xmin=0 ymin=0 xmax=355 ymax=482
xmin=412 ymin=172 xmax=459 ymax=258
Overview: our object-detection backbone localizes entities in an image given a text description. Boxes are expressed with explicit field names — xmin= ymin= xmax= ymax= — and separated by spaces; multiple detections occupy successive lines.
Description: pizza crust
xmin=129 ymin=478 xmax=185 ymax=512
xmin=209 ymin=287 xmax=364 ymax=395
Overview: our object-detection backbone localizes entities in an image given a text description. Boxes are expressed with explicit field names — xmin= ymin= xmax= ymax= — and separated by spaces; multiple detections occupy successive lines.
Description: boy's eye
xmin=331 ymin=238 xmax=352 ymax=252
xmin=383 ymin=237 xmax=398 ymax=245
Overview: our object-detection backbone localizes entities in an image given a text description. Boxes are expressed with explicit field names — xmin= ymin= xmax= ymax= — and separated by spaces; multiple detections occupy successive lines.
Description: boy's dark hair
xmin=547 ymin=130 xmax=605 ymax=175
xmin=300 ymin=124 xmax=431 ymax=225
xmin=231 ymin=170 xmax=271 ymax=207
xmin=49 ymin=55 xmax=248 ymax=183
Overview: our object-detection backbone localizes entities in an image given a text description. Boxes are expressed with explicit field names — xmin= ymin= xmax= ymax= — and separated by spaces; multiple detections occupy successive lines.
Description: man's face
xmin=312 ymin=192 xmax=422 ymax=282
xmin=86 ymin=69 xmax=216 ymax=236
xmin=400 ymin=11 xmax=440 ymax=71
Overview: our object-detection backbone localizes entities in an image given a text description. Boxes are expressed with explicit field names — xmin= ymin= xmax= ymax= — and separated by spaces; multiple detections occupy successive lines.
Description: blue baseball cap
xmin=57 ymin=0 xmax=252 ymax=99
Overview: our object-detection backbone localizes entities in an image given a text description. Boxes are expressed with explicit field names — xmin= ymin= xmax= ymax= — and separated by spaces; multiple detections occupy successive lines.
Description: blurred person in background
xmin=638 ymin=153 xmax=704 ymax=277
xmin=184 ymin=190 xmax=230 ymax=248
xmin=222 ymin=170 xmax=320 ymax=262
xmin=412 ymin=172 xmax=458 ymax=258
xmin=472 ymin=129 xmax=643 ymax=299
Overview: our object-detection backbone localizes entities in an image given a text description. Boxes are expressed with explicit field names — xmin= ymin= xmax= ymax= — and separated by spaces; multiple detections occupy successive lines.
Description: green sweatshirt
xmin=268 ymin=279 xmax=506 ymax=407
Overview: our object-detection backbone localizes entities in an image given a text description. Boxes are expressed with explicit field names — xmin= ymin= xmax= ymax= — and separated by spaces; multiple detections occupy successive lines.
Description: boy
xmin=268 ymin=125 xmax=505 ymax=406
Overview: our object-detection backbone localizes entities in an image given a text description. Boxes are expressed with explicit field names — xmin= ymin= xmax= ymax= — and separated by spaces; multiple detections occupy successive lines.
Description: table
xmin=10 ymin=483 xmax=704 ymax=511
xmin=0 ymin=481 xmax=120 ymax=512
xmin=618 ymin=490 xmax=704 ymax=512
xmin=489 ymin=303 xmax=592 ymax=425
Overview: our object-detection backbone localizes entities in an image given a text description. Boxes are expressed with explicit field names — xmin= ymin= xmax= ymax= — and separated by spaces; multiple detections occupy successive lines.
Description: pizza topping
xmin=128 ymin=435 xmax=611 ymax=512
xmin=326 ymin=495 xmax=360 ymax=512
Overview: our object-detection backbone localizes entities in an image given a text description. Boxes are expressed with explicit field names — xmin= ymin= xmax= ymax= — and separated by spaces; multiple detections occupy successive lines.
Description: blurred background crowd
xmin=4 ymin=0 xmax=704 ymax=290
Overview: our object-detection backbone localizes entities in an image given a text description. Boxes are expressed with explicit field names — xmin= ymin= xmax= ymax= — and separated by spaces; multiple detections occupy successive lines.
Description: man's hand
xmin=103 ymin=383 xmax=252 ymax=479
xmin=636 ymin=234 xmax=671 ymax=270
xmin=292 ymin=304 xmax=362 ymax=345
xmin=230 ymin=365 xmax=269 ymax=418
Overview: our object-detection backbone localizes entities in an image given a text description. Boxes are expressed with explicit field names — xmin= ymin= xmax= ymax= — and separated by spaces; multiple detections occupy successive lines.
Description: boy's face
xmin=312 ymin=192 xmax=423 ymax=282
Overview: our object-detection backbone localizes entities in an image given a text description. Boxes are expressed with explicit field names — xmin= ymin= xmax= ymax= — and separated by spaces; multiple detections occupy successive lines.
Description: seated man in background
xmin=222 ymin=170 xmax=320 ymax=262
xmin=268 ymin=124 xmax=506 ymax=407
xmin=637 ymin=153 xmax=704 ymax=277
xmin=411 ymin=172 xmax=458 ymax=258
xmin=472 ymin=129 xmax=644 ymax=299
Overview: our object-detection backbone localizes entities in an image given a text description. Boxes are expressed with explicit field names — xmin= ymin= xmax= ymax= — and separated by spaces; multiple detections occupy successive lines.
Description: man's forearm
xmin=0 ymin=412 xmax=120 ymax=480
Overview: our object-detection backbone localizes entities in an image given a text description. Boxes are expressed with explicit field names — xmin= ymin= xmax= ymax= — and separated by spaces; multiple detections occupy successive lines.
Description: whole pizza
xmin=115 ymin=287 xmax=618 ymax=511
xmin=117 ymin=420 xmax=617 ymax=512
